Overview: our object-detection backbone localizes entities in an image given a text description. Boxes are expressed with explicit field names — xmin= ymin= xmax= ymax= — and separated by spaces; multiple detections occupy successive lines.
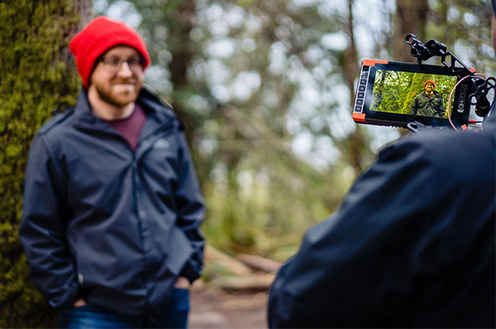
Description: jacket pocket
xmin=166 ymin=226 xmax=194 ymax=275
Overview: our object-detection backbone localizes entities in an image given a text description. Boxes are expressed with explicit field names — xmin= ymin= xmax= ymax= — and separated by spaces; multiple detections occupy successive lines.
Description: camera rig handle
xmin=405 ymin=34 xmax=473 ymax=77
xmin=405 ymin=33 xmax=493 ymax=118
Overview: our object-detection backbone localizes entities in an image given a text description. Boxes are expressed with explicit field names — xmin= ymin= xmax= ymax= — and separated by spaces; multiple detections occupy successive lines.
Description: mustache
xmin=111 ymin=79 xmax=139 ymax=84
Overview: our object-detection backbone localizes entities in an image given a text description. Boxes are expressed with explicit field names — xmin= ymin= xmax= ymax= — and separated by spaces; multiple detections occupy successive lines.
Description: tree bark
xmin=0 ymin=1 xmax=91 ymax=327
xmin=342 ymin=0 xmax=372 ymax=174
xmin=394 ymin=0 xmax=429 ymax=62
xmin=76 ymin=0 xmax=93 ymax=31
xmin=166 ymin=0 xmax=197 ymax=131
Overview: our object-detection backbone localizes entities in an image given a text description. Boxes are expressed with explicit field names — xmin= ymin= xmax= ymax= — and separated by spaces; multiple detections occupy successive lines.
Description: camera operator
xmin=268 ymin=5 xmax=496 ymax=328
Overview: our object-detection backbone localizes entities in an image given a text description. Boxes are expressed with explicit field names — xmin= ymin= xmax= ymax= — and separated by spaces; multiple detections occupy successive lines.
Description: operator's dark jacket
xmin=19 ymin=88 xmax=205 ymax=318
xmin=411 ymin=90 xmax=445 ymax=118
xmin=269 ymin=113 xmax=495 ymax=328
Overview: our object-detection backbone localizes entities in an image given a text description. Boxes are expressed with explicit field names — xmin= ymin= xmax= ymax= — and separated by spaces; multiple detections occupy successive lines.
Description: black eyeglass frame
xmin=96 ymin=56 xmax=146 ymax=74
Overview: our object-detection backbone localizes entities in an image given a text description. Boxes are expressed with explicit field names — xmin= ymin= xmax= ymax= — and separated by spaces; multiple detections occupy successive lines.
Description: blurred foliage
xmin=0 ymin=0 xmax=81 ymax=327
xmin=99 ymin=0 xmax=371 ymax=258
xmin=95 ymin=0 xmax=495 ymax=259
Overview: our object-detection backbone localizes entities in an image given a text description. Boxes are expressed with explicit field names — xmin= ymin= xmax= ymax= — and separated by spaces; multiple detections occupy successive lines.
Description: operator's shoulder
xmin=415 ymin=128 xmax=485 ymax=145
xmin=388 ymin=129 xmax=492 ymax=166
xmin=37 ymin=106 xmax=76 ymax=136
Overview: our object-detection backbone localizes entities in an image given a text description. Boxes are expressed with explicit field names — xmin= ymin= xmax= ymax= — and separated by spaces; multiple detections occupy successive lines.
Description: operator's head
xmin=424 ymin=80 xmax=435 ymax=93
xmin=69 ymin=16 xmax=151 ymax=89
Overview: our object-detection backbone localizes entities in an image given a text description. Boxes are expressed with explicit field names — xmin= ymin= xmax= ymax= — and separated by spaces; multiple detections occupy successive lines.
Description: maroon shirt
xmin=104 ymin=104 xmax=147 ymax=152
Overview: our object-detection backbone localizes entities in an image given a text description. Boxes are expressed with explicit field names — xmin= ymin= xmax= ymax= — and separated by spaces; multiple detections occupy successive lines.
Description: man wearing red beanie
xmin=411 ymin=79 xmax=445 ymax=118
xmin=19 ymin=16 xmax=204 ymax=328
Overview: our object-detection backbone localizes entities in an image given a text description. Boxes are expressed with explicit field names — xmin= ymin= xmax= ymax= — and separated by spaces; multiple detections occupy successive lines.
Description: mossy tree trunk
xmin=341 ymin=0 xmax=374 ymax=174
xmin=0 ymin=0 xmax=90 ymax=327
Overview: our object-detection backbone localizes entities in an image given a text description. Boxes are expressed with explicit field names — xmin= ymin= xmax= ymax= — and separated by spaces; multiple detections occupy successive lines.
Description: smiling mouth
xmin=113 ymin=83 xmax=137 ymax=88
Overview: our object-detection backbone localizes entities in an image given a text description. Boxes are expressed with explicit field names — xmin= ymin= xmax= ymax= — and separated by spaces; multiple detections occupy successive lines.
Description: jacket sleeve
xmin=268 ymin=138 xmax=440 ymax=328
xmin=175 ymin=131 xmax=205 ymax=283
xmin=19 ymin=134 xmax=79 ymax=308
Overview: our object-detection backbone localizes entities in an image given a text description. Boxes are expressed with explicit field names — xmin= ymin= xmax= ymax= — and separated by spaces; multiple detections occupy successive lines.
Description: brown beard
xmin=95 ymin=79 xmax=142 ymax=107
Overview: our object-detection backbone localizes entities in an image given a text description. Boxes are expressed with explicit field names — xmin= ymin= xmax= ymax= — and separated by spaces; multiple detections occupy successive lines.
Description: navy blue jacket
xmin=269 ymin=114 xmax=495 ymax=328
xmin=19 ymin=88 xmax=205 ymax=318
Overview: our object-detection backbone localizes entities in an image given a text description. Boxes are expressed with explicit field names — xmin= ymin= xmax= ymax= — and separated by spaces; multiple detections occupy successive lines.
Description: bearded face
xmin=424 ymin=83 xmax=434 ymax=93
xmin=89 ymin=46 xmax=144 ymax=108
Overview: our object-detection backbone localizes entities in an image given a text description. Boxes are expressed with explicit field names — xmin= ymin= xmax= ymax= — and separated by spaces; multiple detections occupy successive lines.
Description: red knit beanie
xmin=70 ymin=16 xmax=151 ymax=88
xmin=424 ymin=80 xmax=436 ymax=88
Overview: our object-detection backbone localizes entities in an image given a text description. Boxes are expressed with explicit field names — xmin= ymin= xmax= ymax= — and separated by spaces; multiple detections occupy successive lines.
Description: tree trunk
xmin=166 ymin=0 xmax=197 ymax=133
xmin=394 ymin=0 xmax=429 ymax=62
xmin=76 ymin=0 xmax=93 ymax=30
xmin=0 ymin=1 xmax=91 ymax=327
xmin=342 ymin=0 xmax=372 ymax=174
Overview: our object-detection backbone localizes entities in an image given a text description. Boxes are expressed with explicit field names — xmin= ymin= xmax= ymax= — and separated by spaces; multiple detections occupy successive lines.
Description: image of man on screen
xmin=411 ymin=80 xmax=445 ymax=118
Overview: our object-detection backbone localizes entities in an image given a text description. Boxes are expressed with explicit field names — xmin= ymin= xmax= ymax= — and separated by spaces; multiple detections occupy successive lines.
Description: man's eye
xmin=105 ymin=58 xmax=121 ymax=66
xmin=127 ymin=58 xmax=143 ymax=66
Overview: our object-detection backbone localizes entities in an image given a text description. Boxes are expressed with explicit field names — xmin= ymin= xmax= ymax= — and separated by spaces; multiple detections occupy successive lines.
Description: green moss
xmin=0 ymin=1 xmax=81 ymax=327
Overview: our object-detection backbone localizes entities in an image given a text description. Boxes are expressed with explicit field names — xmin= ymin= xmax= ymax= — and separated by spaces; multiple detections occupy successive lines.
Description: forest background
xmin=371 ymin=70 xmax=458 ymax=115
xmin=0 ymin=0 xmax=495 ymax=326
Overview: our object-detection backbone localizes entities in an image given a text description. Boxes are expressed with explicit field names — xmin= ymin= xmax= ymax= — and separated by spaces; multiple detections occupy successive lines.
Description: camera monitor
xmin=353 ymin=59 xmax=472 ymax=129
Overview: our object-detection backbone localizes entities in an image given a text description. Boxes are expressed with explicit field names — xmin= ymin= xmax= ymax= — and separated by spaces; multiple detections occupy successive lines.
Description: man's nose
xmin=117 ymin=61 xmax=133 ymax=77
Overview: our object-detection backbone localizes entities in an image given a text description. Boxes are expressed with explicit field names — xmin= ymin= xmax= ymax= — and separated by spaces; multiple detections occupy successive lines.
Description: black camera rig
xmin=406 ymin=33 xmax=494 ymax=118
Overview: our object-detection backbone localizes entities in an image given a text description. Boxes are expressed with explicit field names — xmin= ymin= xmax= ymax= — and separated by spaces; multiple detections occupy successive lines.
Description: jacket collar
xmin=136 ymin=88 xmax=177 ymax=139
xmin=72 ymin=87 xmax=176 ymax=136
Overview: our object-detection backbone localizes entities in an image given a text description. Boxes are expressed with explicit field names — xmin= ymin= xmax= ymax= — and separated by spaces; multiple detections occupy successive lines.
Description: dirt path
xmin=188 ymin=287 xmax=268 ymax=329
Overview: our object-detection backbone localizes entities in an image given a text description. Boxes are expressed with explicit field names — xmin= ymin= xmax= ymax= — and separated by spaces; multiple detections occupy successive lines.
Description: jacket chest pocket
xmin=68 ymin=153 xmax=131 ymax=211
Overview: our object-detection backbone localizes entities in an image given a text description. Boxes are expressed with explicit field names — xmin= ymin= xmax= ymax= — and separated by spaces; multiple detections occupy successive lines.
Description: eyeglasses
xmin=97 ymin=56 xmax=145 ymax=74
